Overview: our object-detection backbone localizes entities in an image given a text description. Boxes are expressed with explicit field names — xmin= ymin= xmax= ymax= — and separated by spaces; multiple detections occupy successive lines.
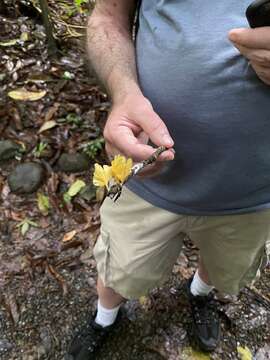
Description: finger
xmin=137 ymin=131 xmax=149 ymax=144
xmin=135 ymin=106 xmax=174 ymax=148
xmin=234 ymin=44 xmax=270 ymax=67
xmin=229 ymin=27 xmax=270 ymax=50
xmin=158 ymin=148 xmax=175 ymax=161
xmin=250 ymin=61 xmax=270 ymax=85
xmin=136 ymin=130 xmax=175 ymax=161
xmin=110 ymin=125 xmax=175 ymax=162
xmin=106 ymin=134 xmax=174 ymax=162
xmin=105 ymin=142 xmax=120 ymax=159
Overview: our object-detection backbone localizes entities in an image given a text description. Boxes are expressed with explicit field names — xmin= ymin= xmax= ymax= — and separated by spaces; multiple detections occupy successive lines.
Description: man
xmin=68 ymin=1 xmax=270 ymax=358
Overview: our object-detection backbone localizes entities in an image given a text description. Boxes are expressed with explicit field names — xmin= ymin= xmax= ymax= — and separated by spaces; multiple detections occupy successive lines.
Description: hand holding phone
xmin=228 ymin=1 xmax=270 ymax=85
xmin=246 ymin=0 xmax=270 ymax=28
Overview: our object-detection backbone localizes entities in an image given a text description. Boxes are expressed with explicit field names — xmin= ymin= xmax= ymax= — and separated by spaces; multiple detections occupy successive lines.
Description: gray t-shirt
xmin=127 ymin=0 xmax=270 ymax=215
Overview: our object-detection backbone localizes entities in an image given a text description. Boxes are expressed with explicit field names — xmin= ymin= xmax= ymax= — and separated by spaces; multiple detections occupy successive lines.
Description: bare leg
xmin=97 ymin=277 xmax=125 ymax=308
xmin=198 ymin=256 xmax=212 ymax=286
xmin=68 ymin=277 xmax=125 ymax=356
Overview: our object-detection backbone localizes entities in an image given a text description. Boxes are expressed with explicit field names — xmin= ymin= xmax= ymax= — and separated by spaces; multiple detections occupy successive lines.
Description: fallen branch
xmin=38 ymin=0 xmax=58 ymax=57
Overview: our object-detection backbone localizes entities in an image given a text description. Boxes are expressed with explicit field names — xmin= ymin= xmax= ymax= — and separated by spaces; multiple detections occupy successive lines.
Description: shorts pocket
xmin=93 ymin=229 xmax=112 ymax=286
xmin=240 ymin=245 xmax=267 ymax=289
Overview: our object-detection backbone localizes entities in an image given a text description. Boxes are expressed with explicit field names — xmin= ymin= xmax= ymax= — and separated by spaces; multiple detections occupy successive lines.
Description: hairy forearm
xmin=87 ymin=8 xmax=141 ymax=103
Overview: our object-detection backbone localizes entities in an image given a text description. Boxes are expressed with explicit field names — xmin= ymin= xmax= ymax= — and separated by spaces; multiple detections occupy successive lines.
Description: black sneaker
xmin=68 ymin=311 xmax=122 ymax=359
xmin=187 ymin=279 xmax=221 ymax=352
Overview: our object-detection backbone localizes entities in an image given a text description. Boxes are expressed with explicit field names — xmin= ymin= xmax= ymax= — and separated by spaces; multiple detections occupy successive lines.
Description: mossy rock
xmin=0 ymin=140 xmax=22 ymax=161
xmin=8 ymin=162 xmax=44 ymax=194
xmin=57 ymin=153 xmax=90 ymax=173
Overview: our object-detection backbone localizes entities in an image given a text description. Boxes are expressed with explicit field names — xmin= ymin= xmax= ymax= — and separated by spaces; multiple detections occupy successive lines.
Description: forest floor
xmin=0 ymin=2 xmax=269 ymax=360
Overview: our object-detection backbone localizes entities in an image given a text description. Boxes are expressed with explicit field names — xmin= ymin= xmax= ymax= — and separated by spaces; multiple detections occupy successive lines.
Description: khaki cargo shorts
xmin=94 ymin=187 xmax=269 ymax=299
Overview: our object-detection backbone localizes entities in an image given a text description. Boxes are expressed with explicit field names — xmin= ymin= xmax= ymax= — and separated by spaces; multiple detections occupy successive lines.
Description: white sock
xmin=95 ymin=299 xmax=120 ymax=328
xmin=190 ymin=270 xmax=214 ymax=297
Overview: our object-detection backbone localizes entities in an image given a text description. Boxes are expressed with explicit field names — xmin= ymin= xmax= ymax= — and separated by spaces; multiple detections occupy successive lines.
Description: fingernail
xmin=163 ymin=134 xmax=174 ymax=147
xmin=229 ymin=28 xmax=245 ymax=42
xmin=163 ymin=152 xmax=174 ymax=161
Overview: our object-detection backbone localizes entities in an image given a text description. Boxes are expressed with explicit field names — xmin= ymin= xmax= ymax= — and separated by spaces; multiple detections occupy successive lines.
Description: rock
xmin=8 ymin=162 xmax=44 ymax=194
xmin=39 ymin=327 xmax=53 ymax=355
xmin=255 ymin=344 xmax=270 ymax=360
xmin=0 ymin=140 xmax=21 ymax=161
xmin=57 ymin=153 xmax=90 ymax=173
xmin=80 ymin=248 xmax=93 ymax=266
xmin=63 ymin=355 xmax=74 ymax=360
xmin=0 ymin=339 xmax=13 ymax=354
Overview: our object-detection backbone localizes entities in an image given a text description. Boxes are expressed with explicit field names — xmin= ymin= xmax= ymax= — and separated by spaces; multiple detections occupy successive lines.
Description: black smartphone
xmin=246 ymin=0 xmax=270 ymax=27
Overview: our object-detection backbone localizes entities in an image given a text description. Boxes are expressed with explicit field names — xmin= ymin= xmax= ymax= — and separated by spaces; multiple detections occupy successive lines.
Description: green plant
xmin=33 ymin=141 xmax=48 ymax=157
xmin=63 ymin=179 xmax=86 ymax=203
xmin=82 ymin=137 xmax=105 ymax=160
xmin=37 ymin=192 xmax=50 ymax=216
xmin=57 ymin=113 xmax=83 ymax=127
xmin=74 ymin=0 xmax=88 ymax=8
xmin=67 ymin=113 xmax=83 ymax=126
xmin=16 ymin=218 xmax=39 ymax=236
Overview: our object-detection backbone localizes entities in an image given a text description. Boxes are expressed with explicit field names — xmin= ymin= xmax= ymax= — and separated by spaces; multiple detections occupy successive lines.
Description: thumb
xmin=138 ymin=109 xmax=174 ymax=148
xmin=229 ymin=27 xmax=270 ymax=49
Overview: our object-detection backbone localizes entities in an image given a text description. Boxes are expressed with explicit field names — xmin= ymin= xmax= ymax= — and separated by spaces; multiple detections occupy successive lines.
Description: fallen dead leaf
xmin=1 ymin=184 xmax=10 ymax=200
xmin=62 ymin=230 xmax=77 ymax=243
xmin=37 ymin=193 xmax=50 ymax=216
xmin=10 ymin=211 xmax=24 ymax=222
xmin=47 ymin=263 xmax=68 ymax=295
xmin=45 ymin=102 xmax=60 ymax=122
xmin=182 ymin=347 xmax=211 ymax=360
xmin=237 ymin=345 xmax=253 ymax=360
xmin=4 ymin=293 xmax=20 ymax=325
xmin=8 ymin=88 xmax=46 ymax=101
xmin=61 ymin=239 xmax=83 ymax=251
xmin=0 ymin=39 xmax=18 ymax=47
xmin=38 ymin=120 xmax=58 ymax=133
xmin=67 ymin=180 xmax=86 ymax=197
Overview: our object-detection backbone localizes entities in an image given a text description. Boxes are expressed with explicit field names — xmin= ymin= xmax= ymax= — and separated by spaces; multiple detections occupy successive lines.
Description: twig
xmin=131 ymin=145 xmax=167 ymax=176
xmin=55 ymin=20 xmax=86 ymax=29
xmin=38 ymin=0 xmax=58 ymax=57
xmin=246 ymin=285 xmax=270 ymax=309
xmin=106 ymin=146 xmax=167 ymax=201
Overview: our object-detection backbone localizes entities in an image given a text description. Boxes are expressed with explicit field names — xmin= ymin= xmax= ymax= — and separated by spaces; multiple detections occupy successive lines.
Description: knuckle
xmin=150 ymin=119 xmax=163 ymax=132
xmin=140 ymin=98 xmax=153 ymax=113
xmin=254 ymin=52 xmax=270 ymax=65
xmin=251 ymin=62 xmax=270 ymax=79
xmin=257 ymin=68 xmax=269 ymax=78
